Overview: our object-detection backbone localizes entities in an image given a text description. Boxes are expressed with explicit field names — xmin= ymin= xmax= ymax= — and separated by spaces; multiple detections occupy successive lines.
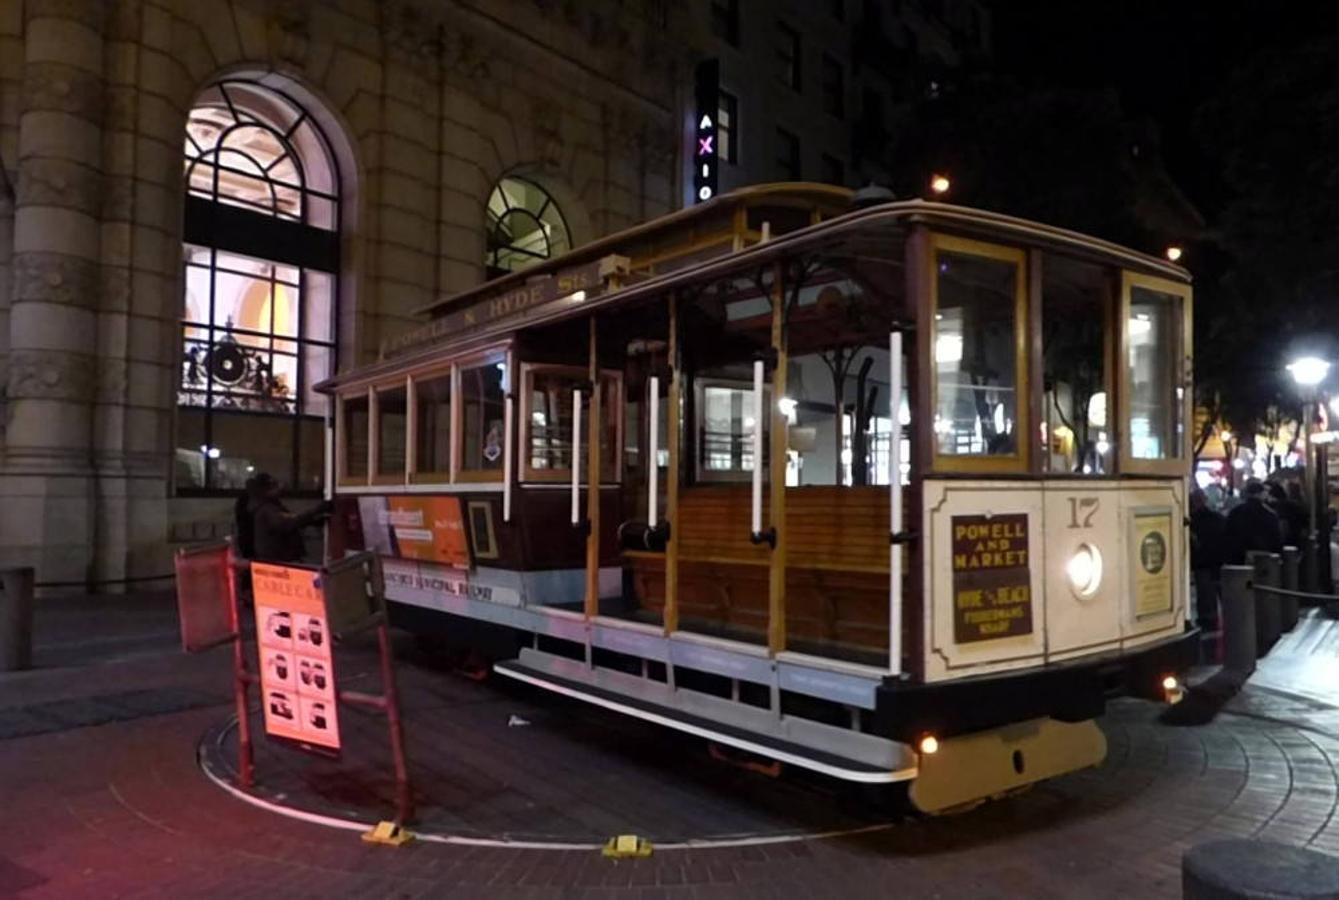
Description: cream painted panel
xmin=1042 ymin=481 xmax=1124 ymax=661
xmin=923 ymin=480 xmax=1046 ymax=683
xmin=1118 ymin=480 xmax=1189 ymax=651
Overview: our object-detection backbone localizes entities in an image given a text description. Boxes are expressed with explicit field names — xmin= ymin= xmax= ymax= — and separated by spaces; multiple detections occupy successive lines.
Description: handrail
xmin=749 ymin=358 xmax=765 ymax=541
xmin=571 ymin=387 xmax=582 ymax=526
xmin=648 ymin=375 xmax=660 ymax=525
xmin=889 ymin=330 xmax=904 ymax=677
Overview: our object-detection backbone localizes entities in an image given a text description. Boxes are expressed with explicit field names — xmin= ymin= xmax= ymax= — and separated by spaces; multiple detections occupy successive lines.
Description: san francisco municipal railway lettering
xmin=951 ymin=513 xmax=1034 ymax=643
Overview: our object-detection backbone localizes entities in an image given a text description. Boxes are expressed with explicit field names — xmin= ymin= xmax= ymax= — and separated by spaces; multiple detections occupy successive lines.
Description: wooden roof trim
xmin=414 ymin=182 xmax=854 ymax=317
xmin=319 ymin=200 xmax=1189 ymax=393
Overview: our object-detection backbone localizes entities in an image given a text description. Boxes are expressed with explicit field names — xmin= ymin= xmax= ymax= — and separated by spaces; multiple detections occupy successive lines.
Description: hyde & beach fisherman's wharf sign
xmin=950 ymin=513 xmax=1034 ymax=643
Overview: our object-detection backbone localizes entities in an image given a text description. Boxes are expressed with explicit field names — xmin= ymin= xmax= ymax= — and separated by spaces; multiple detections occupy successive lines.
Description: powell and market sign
xmin=382 ymin=255 xmax=627 ymax=358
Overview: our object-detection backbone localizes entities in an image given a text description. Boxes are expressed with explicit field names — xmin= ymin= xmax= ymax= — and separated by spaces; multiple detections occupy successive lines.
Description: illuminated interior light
xmin=1087 ymin=392 xmax=1107 ymax=428
xmin=918 ymin=735 xmax=939 ymax=755
xmin=930 ymin=174 xmax=950 ymax=195
xmin=1165 ymin=245 xmax=1183 ymax=262
xmin=1162 ymin=675 xmax=1178 ymax=692
xmin=934 ymin=334 xmax=963 ymax=364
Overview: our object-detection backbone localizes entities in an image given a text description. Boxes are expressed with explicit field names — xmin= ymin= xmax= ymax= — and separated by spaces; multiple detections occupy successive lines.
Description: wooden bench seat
xmin=625 ymin=485 xmax=903 ymax=655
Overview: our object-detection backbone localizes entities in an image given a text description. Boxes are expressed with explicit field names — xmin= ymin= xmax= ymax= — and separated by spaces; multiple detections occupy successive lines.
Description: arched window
xmin=485 ymin=176 xmax=570 ymax=277
xmin=176 ymin=80 xmax=341 ymax=496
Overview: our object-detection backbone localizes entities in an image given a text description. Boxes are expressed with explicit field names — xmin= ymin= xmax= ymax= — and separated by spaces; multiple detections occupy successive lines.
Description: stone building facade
xmin=0 ymin=0 xmax=690 ymax=589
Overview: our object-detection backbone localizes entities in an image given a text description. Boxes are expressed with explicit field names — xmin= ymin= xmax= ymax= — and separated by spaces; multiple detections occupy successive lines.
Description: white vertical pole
xmin=648 ymin=375 xmax=660 ymax=524
xmin=502 ymin=356 xmax=514 ymax=522
xmin=323 ymin=404 xmax=334 ymax=501
xmin=751 ymin=359 xmax=765 ymax=536
xmin=889 ymin=331 xmax=904 ymax=677
xmin=404 ymin=376 xmax=417 ymax=486
xmin=571 ymin=387 xmax=583 ymax=525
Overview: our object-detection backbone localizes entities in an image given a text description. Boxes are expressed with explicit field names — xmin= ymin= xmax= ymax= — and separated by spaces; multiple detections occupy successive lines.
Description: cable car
xmin=318 ymin=184 xmax=1197 ymax=813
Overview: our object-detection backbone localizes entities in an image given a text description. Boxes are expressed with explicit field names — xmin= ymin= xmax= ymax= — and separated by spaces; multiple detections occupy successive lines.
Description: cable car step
xmin=494 ymin=655 xmax=917 ymax=784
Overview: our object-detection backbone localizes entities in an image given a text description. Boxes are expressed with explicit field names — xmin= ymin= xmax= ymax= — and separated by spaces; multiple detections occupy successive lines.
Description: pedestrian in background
xmin=1225 ymin=479 xmax=1283 ymax=564
xmin=1190 ymin=488 xmax=1226 ymax=630
xmin=1268 ymin=481 xmax=1306 ymax=548
xmin=248 ymin=472 xmax=332 ymax=564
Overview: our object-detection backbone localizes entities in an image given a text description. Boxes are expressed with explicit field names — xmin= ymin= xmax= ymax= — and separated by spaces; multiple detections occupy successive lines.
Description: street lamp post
xmin=1288 ymin=355 xmax=1330 ymax=591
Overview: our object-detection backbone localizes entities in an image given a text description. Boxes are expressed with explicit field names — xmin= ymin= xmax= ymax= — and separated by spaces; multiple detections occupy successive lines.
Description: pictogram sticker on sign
xmin=252 ymin=562 xmax=340 ymax=755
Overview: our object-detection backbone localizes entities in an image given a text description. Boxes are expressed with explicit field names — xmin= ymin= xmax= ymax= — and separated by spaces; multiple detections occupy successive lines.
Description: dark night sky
xmin=986 ymin=1 xmax=1339 ymax=219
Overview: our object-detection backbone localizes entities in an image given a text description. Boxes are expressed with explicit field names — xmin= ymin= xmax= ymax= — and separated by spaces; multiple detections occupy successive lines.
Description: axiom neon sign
xmin=693 ymin=59 xmax=719 ymax=204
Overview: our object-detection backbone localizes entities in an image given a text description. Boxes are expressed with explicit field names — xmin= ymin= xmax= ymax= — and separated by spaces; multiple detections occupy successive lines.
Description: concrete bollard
xmin=0 ymin=567 xmax=35 ymax=671
xmin=1247 ymin=551 xmax=1282 ymax=655
xmin=1220 ymin=565 xmax=1256 ymax=677
xmin=1281 ymin=546 xmax=1301 ymax=631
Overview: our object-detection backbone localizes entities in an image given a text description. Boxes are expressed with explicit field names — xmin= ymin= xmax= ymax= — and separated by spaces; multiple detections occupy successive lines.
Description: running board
xmin=494 ymin=650 xmax=917 ymax=785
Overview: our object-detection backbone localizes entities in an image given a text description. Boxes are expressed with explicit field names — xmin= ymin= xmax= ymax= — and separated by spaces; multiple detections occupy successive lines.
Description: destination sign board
xmin=383 ymin=256 xmax=627 ymax=358
xmin=950 ymin=513 xmax=1034 ymax=643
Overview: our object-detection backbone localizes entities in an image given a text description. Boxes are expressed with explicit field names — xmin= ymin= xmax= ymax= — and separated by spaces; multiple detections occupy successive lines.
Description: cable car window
xmin=521 ymin=365 xmax=620 ymax=482
xmin=1127 ymin=286 xmax=1182 ymax=460
xmin=375 ymin=384 xmax=407 ymax=479
xmin=933 ymin=245 xmax=1023 ymax=459
xmin=459 ymin=360 xmax=506 ymax=478
xmin=341 ymin=392 xmax=369 ymax=482
xmin=413 ymin=371 xmax=452 ymax=480
xmin=697 ymin=380 xmax=769 ymax=482
xmin=1043 ymin=256 xmax=1111 ymax=475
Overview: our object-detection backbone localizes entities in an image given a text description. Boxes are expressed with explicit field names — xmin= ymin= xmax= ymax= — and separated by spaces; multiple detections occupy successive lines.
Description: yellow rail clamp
xmin=362 ymin=821 xmax=414 ymax=846
xmin=602 ymin=834 xmax=653 ymax=859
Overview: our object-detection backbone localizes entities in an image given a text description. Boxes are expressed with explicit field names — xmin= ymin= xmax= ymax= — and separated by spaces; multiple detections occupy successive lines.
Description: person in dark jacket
xmin=1190 ymin=488 xmax=1227 ymax=629
xmin=234 ymin=475 xmax=259 ymax=560
xmin=1268 ymin=481 xmax=1306 ymax=548
xmin=248 ymin=472 xmax=332 ymax=564
xmin=1225 ymin=479 xmax=1284 ymax=565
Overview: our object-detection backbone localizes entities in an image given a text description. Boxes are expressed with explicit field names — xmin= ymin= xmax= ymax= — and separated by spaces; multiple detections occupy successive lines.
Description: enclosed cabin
xmin=320 ymin=186 xmax=1193 ymax=773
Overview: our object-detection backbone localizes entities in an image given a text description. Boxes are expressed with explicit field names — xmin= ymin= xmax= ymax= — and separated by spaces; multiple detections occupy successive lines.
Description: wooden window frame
xmin=928 ymin=233 xmax=1030 ymax=475
xmin=1118 ymin=270 xmax=1193 ymax=478
xmin=518 ymin=362 xmax=624 ymax=484
xmin=370 ymin=377 xmax=410 ymax=486
xmin=454 ymin=348 xmax=510 ymax=484
xmin=407 ymin=363 xmax=455 ymax=485
xmin=1037 ymin=252 xmax=1118 ymax=477
xmin=336 ymin=387 xmax=372 ymax=487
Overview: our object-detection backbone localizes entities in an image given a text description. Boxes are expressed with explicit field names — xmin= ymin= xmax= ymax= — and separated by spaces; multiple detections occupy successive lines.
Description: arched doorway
xmin=176 ymin=80 xmax=342 ymax=496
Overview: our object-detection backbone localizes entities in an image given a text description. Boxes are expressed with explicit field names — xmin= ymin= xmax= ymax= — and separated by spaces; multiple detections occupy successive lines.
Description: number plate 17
xmin=1067 ymin=497 xmax=1099 ymax=529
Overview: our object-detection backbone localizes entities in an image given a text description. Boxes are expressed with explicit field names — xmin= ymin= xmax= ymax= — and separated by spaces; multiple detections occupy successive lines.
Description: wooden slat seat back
xmin=627 ymin=485 xmax=900 ymax=656
xmin=675 ymin=485 xmax=890 ymax=570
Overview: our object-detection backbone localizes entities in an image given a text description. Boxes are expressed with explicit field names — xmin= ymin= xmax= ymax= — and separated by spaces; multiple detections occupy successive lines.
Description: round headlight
xmin=1066 ymin=543 xmax=1103 ymax=598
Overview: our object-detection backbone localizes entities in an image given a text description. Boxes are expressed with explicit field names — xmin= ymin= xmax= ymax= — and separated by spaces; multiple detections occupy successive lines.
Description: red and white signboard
xmin=252 ymin=562 xmax=340 ymax=755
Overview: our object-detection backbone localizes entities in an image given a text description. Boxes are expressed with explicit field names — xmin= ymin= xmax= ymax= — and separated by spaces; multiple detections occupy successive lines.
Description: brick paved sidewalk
xmin=6 ymin=592 xmax=1339 ymax=898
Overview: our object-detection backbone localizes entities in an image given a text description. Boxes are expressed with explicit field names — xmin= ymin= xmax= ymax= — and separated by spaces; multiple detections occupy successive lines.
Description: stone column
xmin=2 ymin=0 xmax=106 ymax=585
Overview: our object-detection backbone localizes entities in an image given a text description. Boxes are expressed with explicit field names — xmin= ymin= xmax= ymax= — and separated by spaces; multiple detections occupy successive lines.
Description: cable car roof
xmin=319 ymin=195 xmax=1189 ymax=393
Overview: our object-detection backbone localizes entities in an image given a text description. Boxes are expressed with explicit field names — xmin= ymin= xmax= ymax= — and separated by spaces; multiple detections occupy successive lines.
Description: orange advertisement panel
xmin=386 ymin=496 xmax=469 ymax=566
xmin=252 ymin=563 xmax=340 ymax=755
